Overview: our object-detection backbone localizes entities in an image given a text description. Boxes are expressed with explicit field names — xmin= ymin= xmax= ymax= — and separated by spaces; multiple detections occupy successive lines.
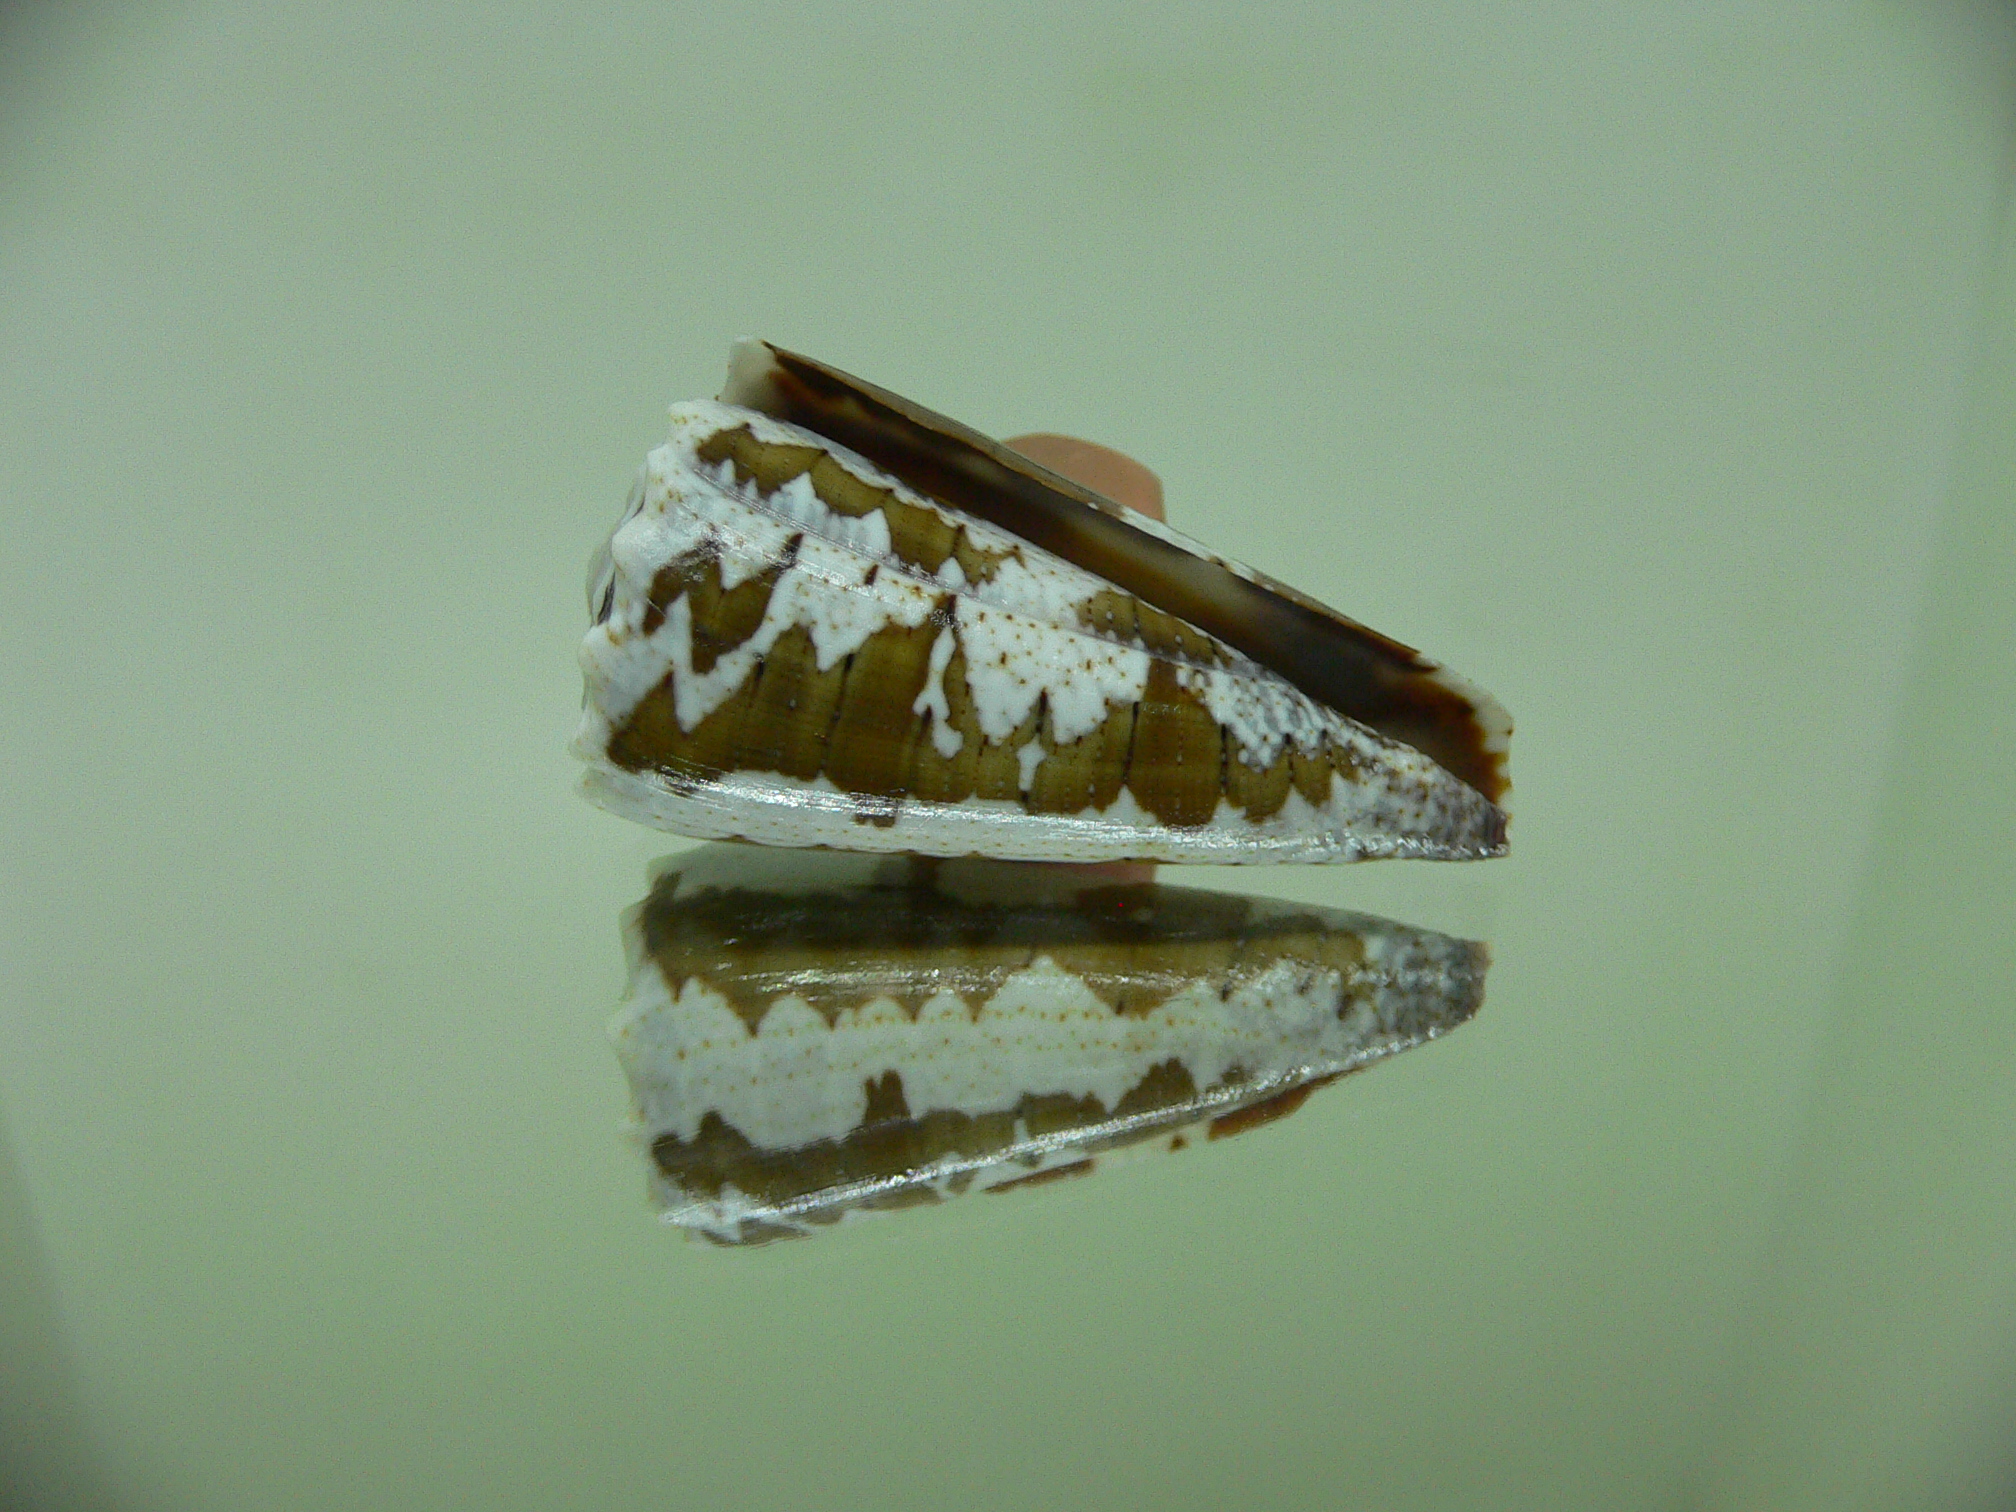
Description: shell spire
xmin=574 ymin=342 xmax=1511 ymax=864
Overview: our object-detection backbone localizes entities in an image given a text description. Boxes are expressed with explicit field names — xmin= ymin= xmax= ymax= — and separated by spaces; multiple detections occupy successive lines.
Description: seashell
xmin=613 ymin=845 xmax=1489 ymax=1245
xmin=576 ymin=341 xmax=1511 ymax=863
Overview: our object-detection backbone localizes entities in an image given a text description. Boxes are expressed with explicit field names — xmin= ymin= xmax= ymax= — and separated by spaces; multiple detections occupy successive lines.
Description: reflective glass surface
xmin=4 ymin=7 xmax=2013 ymax=1508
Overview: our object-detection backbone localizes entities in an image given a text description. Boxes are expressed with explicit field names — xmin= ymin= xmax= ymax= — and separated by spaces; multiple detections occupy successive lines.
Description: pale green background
xmin=3 ymin=4 xmax=2014 ymax=1509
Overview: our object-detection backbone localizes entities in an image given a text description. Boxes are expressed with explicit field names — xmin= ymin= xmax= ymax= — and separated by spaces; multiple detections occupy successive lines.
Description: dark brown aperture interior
xmin=726 ymin=345 xmax=1507 ymax=803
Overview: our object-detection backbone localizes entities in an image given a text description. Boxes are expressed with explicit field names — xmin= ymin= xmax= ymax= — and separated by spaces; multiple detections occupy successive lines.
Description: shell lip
xmin=719 ymin=339 xmax=1510 ymax=806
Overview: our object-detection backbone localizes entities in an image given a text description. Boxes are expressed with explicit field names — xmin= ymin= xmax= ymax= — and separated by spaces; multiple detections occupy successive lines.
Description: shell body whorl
xmin=575 ymin=345 xmax=1510 ymax=864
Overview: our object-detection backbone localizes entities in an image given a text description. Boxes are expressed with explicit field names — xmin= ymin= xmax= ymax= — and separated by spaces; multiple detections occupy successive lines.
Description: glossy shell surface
xmin=576 ymin=343 xmax=1510 ymax=863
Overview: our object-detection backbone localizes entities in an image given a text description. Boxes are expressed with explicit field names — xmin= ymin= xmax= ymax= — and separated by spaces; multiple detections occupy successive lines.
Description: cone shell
xmin=613 ymin=846 xmax=1489 ymax=1245
xmin=576 ymin=343 xmax=1510 ymax=863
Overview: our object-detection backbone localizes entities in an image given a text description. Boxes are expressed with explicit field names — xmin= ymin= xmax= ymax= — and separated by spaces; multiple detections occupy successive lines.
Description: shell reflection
xmin=613 ymin=845 xmax=1488 ymax=1245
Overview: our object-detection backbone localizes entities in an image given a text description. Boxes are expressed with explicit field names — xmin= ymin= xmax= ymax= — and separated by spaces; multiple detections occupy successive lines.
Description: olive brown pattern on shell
xmin=575 ymin=345 xmax=1512 ymax=864
xmin=613 ymin=846 xmax=1489 ymax=1245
